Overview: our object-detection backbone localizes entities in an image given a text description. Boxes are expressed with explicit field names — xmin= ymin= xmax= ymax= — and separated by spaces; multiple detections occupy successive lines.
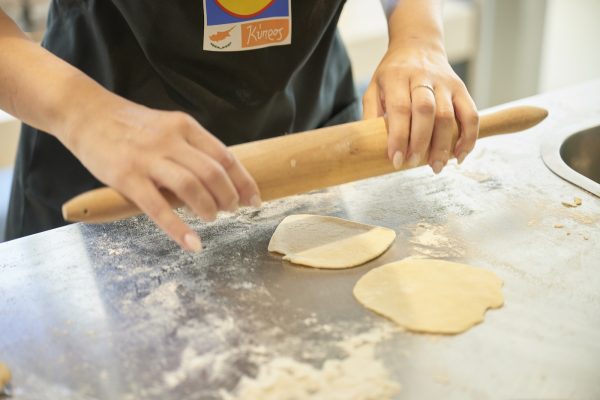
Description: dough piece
xmin=0 ymin=362 xmax=11 ymax=393
xmin=353 ymin=259 xmax=503 ymax=334
xmin=268 ymin=214 xmax=396 ymax=269
xmin=561 ymin=197 xmax=582 ymax=208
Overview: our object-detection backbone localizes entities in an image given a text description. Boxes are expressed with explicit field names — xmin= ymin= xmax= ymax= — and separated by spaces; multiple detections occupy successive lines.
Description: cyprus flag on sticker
xmin=203 ymin=0 xmax=292 ymax=51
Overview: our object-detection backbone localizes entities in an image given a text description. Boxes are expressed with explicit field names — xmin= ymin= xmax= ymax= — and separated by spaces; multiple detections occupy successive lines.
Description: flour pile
xmin=221 ymin=325 xmax=400 ymax=400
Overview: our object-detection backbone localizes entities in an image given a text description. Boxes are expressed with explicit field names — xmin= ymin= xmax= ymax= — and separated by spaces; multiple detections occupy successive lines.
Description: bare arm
xmin=0 ymin=10 xmax=96 ymax=138
xmin=0 ymin=9 xmax=261 ymax=251
xmin=366 ymin=0 xmax=479 ymax=173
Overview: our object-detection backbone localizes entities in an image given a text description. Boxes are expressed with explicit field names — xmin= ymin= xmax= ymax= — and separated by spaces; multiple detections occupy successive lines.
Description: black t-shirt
xmin=6 ymin=0 xmax=359 ymax=240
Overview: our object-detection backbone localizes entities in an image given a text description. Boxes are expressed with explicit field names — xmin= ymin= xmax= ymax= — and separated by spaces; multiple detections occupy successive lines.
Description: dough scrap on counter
xmin=0 ymin=362 xmax=11 ymax=393
xmin=268 ymin=214 xmax=396 ymax=269
xmin=561 ymin=197 xmax=582 ymax=208
xmin=353 ymin=258 xmax=504 ymax=334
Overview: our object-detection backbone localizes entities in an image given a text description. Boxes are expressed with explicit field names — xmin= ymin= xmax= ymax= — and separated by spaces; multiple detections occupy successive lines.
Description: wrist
xmin=386 ymin=0 xmax=445 ymax=56
xmin=55 ymin=73 xmax=128 ymax=153
xmin=388 ymin=29 xmax=445 ymax=56
xmin=386 ymin=36 xmax=447 ymax=62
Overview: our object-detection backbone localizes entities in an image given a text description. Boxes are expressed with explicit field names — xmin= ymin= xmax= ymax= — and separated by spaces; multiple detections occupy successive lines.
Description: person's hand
xmin=63 ymin=98 xmax=261 ymax=252
xmin=0 ymin=10 xmax=259 ymax=251
xmin=363 ymin=43 xmax=479 ymax=174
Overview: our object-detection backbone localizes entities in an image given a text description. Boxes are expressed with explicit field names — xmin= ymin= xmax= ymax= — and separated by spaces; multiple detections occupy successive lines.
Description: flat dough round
xmin=268 ymin=214 xmax=396 ymax=269
xmin=353 ymin=258 xmax=503 ymax=334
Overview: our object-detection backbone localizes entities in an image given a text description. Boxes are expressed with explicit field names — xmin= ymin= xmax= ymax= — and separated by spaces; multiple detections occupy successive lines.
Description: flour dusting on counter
xmin=221 ymin=323 xmax=400 ymax=400
xmin=410 ymin=222 xmax=465 ymax=258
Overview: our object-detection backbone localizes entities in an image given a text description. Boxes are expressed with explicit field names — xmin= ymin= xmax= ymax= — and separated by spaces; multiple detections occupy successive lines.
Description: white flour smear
xmin=220 ymin=324 xmax=401 ymax=400
xmin=142 ymin=281 xmax=180 ymax=311
xmin=162 ymin=315 xmax=271 ymax=389
xmin=410 ymin=222 xmax=465 ymax=258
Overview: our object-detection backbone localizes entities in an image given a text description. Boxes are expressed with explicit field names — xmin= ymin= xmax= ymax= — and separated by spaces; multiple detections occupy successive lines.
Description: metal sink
xmin=542 ymin=123 xmax=600 ymax=197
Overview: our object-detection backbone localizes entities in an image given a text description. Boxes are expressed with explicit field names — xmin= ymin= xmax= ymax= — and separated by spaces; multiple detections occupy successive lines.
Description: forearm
xmin=1 ymin=11 xmax=262 ymax=251
xmin=0 ymin=10 xmax=123 ymax=148
xmin=385 ymin=0 xmax=445 ymax=53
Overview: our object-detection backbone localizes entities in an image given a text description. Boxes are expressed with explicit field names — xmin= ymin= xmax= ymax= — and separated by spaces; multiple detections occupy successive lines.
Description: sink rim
xmin=541 ymin=118 xmax=600 ymax=198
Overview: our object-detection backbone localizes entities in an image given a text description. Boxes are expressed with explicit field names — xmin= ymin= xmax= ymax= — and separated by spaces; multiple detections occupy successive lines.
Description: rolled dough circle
xmin=353 ymin=258 xmax=504 ymax=334
xmin=268 ymin=214 xmax=396 ymax=269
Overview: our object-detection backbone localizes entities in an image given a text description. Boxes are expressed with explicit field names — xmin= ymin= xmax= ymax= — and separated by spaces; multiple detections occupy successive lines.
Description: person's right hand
xmin=62 ymin=97 xmax=261 ymax=252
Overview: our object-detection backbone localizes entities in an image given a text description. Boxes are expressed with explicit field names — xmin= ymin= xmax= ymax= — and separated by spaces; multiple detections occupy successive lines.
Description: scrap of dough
xmin=268 ymin=214 xmax=396 ymax=269
xmin=0 ymin=362 xmax=11 ymax=392
xmin=353 ymin=259 xmax=504 ymax=334
xmin=561 ymin=197 xmax=583 ymax=208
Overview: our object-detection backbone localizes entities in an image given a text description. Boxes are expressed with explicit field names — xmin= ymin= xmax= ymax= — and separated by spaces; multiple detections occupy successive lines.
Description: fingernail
xmin=392 ymin=151 xmax=404 ymax=170
xmin=183 ymin=233 xmax=202 ymax=253
xmin=250 ymin=194 xmax=262 ymax=208
xmin=200 ymin=212 xmax=217 ymax=222
xmin=432 ymin=160 xmax=444 ymax=174
xmin=457 ymin=151 xmax=468 ymax=165
xmin=228 ymin=200 xmax=239 ymax=212
xmin=407 ymin=153 xmax=421 ymax=168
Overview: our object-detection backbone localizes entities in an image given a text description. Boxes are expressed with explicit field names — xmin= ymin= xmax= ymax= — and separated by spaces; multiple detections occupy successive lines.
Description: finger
xmin=407 ymin=82 xmax=436 ymax=168
xmin=171 ymin=144 xmax=240 ymax=212
xmin=185 ymin=126 xmax=261 ymax=208
xmin=453 ymin=90 xmax=479 ymax=164
xmin=428 ymin=88 xmax=455 ymax=174
xmin=222 ymin=155 xmax=262 ymax=208
xmin=362 ymin=84 xmax=384 ymax=120
xmin=122 ymin=177 xmax=202 ymax=252
xmin=149 ymin=159 xmax=218 ymax=222
xmin=381 ymin=79 xmax=411 ymax=168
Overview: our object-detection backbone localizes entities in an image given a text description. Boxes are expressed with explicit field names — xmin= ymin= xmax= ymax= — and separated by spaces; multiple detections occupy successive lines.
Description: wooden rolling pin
xmin=63 ymin=105 xmax=548 ymax=223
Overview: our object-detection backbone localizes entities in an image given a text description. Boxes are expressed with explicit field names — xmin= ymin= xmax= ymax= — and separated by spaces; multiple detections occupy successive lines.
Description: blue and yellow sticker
xmin=203 ymin=0 xmax=292 ymax=51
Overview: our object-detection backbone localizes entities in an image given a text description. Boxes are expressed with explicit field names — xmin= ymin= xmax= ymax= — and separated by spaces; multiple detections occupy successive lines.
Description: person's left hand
xmin=363 ymin=43 xmax=479 ymax=174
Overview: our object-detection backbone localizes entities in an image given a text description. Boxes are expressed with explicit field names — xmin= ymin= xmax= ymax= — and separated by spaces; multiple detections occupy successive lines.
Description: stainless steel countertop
xmin=1 ymin=81 xmax=600 ymax=399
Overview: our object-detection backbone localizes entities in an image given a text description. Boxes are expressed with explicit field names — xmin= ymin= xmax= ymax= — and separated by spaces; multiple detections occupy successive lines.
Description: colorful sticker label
xmin=203 ymin=0 xmax=292 ymax=52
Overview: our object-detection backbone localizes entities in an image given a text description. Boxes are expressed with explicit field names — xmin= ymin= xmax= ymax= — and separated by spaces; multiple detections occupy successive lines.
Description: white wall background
xmin=539 ymin=0 xmax=600 ymax=92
